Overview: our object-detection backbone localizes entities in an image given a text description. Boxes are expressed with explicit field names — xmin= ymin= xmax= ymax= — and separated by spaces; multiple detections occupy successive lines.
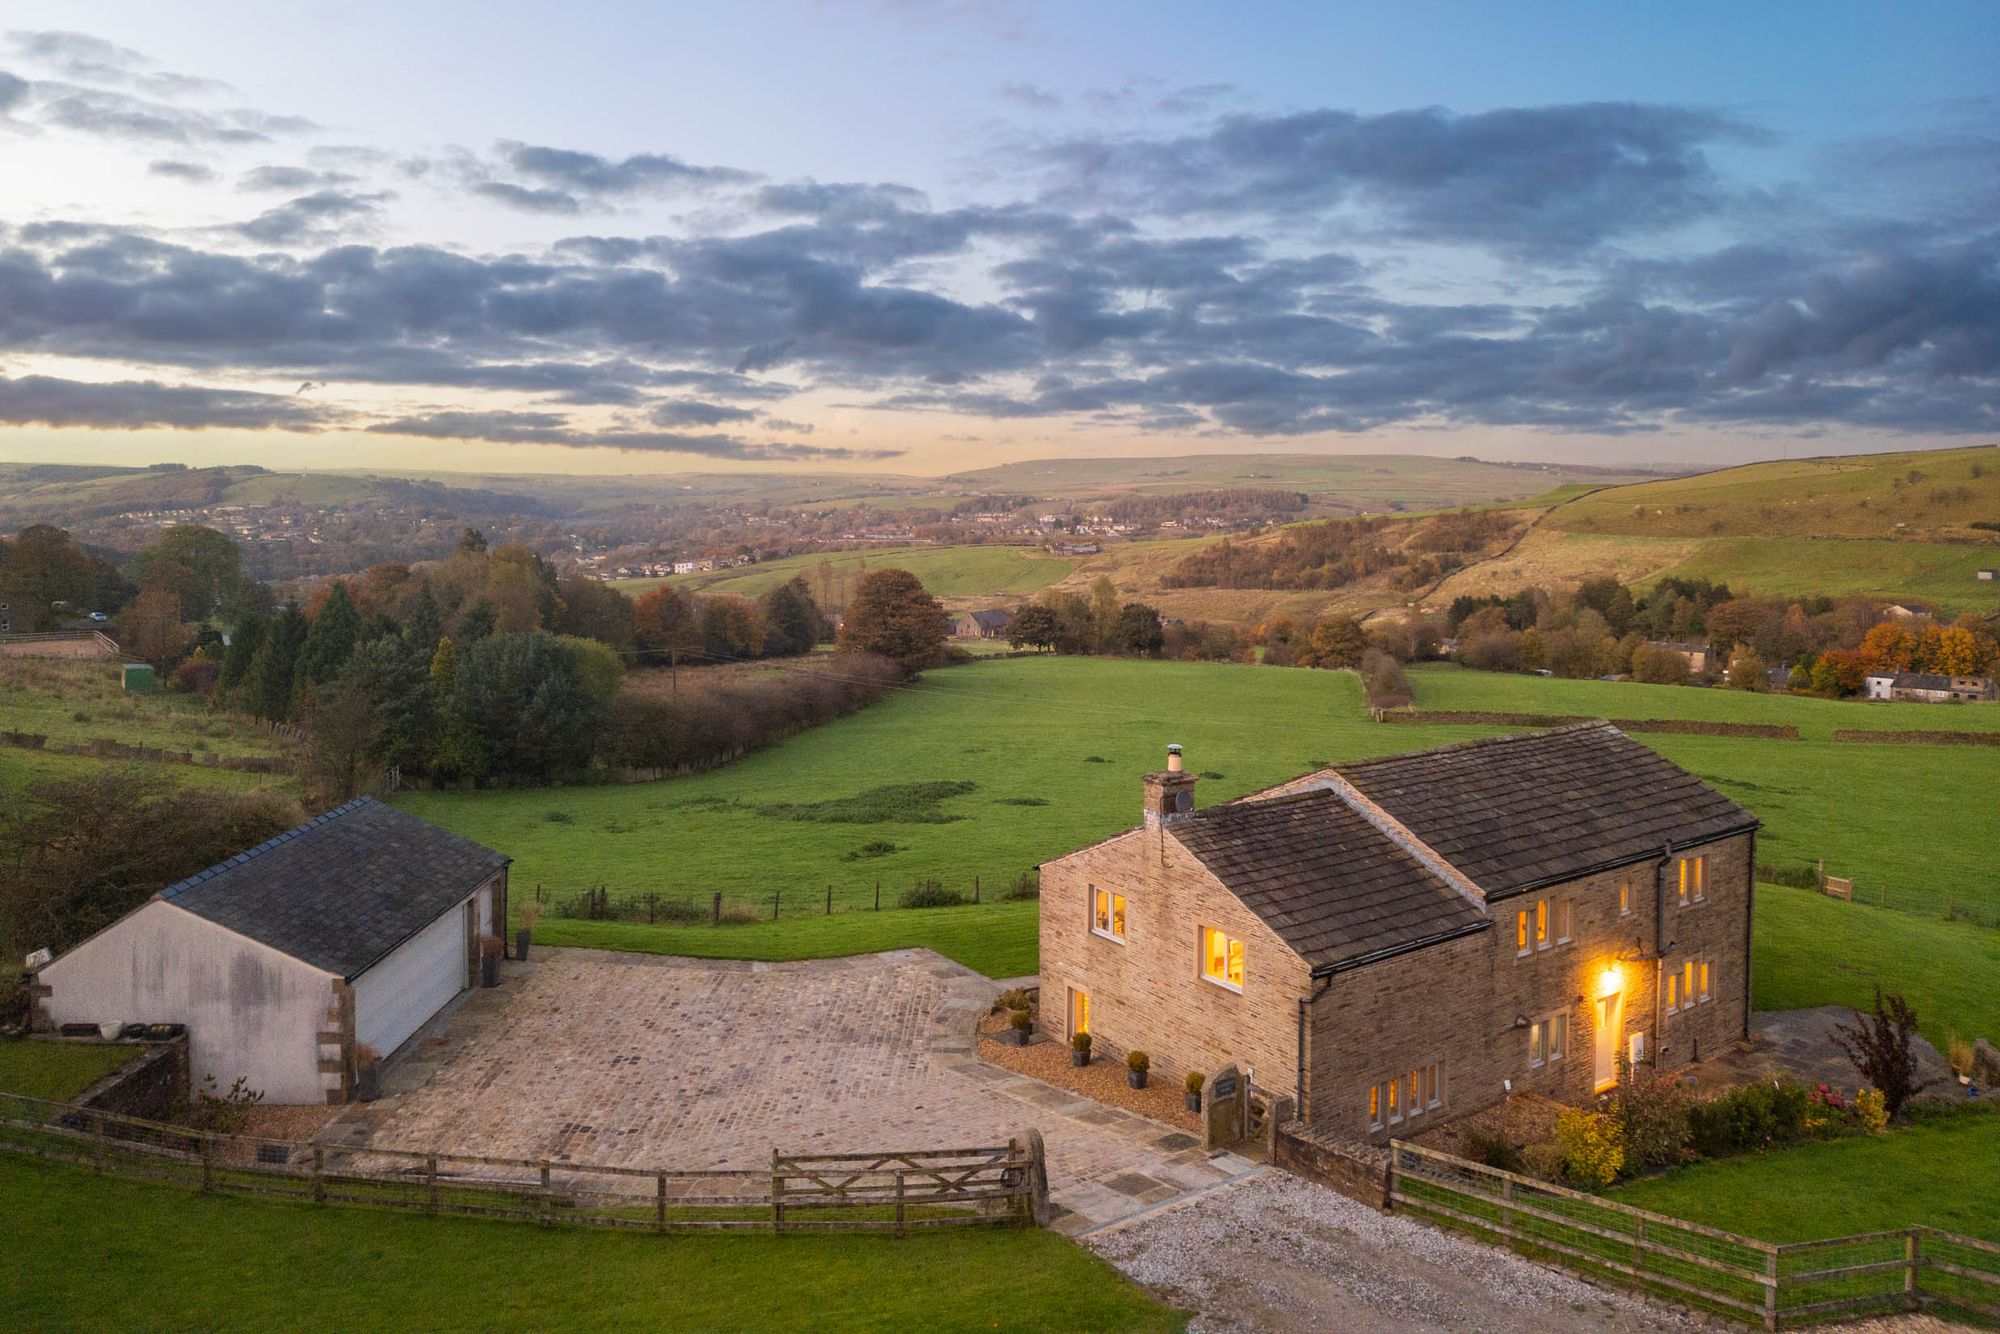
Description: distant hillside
xmin=1429 ymin=444 xmax=2000 ymax=615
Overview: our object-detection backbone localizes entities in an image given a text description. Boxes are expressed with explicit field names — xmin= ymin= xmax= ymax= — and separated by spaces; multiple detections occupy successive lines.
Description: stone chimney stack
xmin=1143 ymin=744 xmax=1197 ymax=829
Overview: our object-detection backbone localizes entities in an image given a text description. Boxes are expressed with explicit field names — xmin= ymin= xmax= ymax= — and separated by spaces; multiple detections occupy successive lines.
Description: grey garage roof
xmin=160 ymin=797 xmax=510 ymax=980
xmin=1340 ymin=722 xmax=1758 ymax=897
xmin=1170 ymin=788 xmax=1488 ymax=971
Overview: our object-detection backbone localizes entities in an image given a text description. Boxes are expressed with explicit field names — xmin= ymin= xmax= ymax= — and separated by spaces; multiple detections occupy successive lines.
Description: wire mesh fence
xmin=0 ymin=1090 xmax=1040 ymax=1235
xmin=1389 ymin=1140 xmax=2000 ymax=1329
xmin=532 ymin=872 xmax=1041 ymax=927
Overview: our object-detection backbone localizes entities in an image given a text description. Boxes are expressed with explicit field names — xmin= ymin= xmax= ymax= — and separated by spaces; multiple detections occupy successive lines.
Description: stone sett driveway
xmin=317 ymin=947 xmax=1258 ymax=1234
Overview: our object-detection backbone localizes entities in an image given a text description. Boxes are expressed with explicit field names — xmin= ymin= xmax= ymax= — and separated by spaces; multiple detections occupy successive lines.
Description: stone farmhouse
xmin=1864 ymin=671 xmax=1997 ymax=703
xmin=32 ymin=798 xmax=509 ymax=1105
xmin=955 ymin=608 xmax=1014 ymax=639
xmin=1039 ymin=724 xmax=1757 ymax=1143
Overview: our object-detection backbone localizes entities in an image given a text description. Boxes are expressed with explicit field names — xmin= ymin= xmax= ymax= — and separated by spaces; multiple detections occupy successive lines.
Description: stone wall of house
xmin=1308 ymin=830 xmax=1754 ymax=1143
xmin=1040 ymin=821 xmax=1311 ymax=1102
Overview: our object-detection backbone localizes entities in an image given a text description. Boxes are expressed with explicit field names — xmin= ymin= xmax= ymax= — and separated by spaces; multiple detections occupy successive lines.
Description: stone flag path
xmin=317 ymin=946 xmax=1259 ymax=1234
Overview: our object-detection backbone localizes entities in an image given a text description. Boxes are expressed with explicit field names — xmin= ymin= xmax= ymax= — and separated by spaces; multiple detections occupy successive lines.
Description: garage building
xmin=34 ymin=797 xmax=510 ymax=1104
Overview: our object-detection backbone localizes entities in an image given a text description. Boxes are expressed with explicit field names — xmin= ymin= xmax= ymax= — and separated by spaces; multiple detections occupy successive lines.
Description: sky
xmin=0 ymin=1 xmax=1995 ymax=478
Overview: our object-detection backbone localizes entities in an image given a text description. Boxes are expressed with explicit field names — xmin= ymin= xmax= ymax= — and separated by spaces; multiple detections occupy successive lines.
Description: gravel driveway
xmin=1088 ymin=1172 xmax=1709 ymax=1332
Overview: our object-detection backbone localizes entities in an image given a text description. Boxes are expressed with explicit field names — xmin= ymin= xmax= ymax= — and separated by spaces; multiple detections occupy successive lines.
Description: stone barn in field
xmin=1039 ymin=724 xmax=1757 ymax=1142
xmin=954 ymin=608 xmax=1014 ymax=639
xmin=33 ymin=798 xmax=509 ymax=1105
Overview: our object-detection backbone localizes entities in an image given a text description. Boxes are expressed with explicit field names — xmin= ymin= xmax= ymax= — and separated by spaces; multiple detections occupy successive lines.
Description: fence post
xmin=825 ymin=884 xmax=832 ymax=915
xmin=875 ymin=880 xmax=880 ymax=910
xmin=656 ymin=1171 xmax=668 ymax=1233
xmin=771 ymin=1149 xmax=784 ymax=1234
xmin=200 ymin=1133 xmax=215 ymax=1195
xmin=312 ymin=1146 xmax=326 ymax=1205
xmin=1904 ymin=1230 xmax=1919 ymax=1311
xmin=93 ymin=1112 xmax=106 ymax=1175
xmin=974 ymin=875 xmax=980 ymax=904
xmin=772 ymin=889 xmax=780 ymax=921
xmin=427 ymin=1153 xmax=439 ymax=1216
xmin=895 ymin=1169 xmax=906 ymax=1238
xmin=1388 ymin=1142 xmax=1401 ymax=1210
xmin=1499 ymin=1175 xmax=1513 ymax=1243
xmin=540 ymin=1160 xmax=553 ymax=1228
xmin=711 ymin=891 xmax=720 ymax=925
xmin=1762 ymin=1248 xmax=1779 ymax=1332
xmin=1633 ymin=1215 xmax=1646 ymax=1290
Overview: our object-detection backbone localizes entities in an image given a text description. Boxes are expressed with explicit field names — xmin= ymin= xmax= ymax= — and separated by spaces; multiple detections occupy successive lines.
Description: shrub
xmin=715 ymin=907 xmax=760 ymax=925
xmin=1947 ymin=1036 xmax=1975 ymax=1077
xmin=898 ymin=879 xmax=966 ymax=909
xmin=1855 ymin=1087 xmax=1889 ymax=1133
xmin=1521 ymin=1142 xmax=1565 ymax=1182
xmin=1833 ymin=987 xmax=1922 ymax=1118
xmin=997 ymin=987 xmax=1032 ymax=1012
xmin=844 ymin=839 xmax=902 ymax=861
xmin=1009 ymin=1010 xmax=1032 ymax=1034
xmin=1003 ymin=869 xmax=1040 ymax=901
xmin=1126 ymin=1050 xmax=1149 ymax=1073
xmin=1613 ymin=1064 xmax=1695 ymax=1174
xmin=1688 ymin=1079 xmax=1811 ymax=1156
xmin=1185 ymin=1071 xmax=1205 ymax=1095
xmin=1070 ymin=1032 xmax=1092 ymax=1055
xmin=1464 ymin=1129 xmax=1525 ymax=1174
xmin=188 ymin=1074 xmax=264 ymax=1134
xmin=1553 ymin=1108 xmax=1624 ymax=1190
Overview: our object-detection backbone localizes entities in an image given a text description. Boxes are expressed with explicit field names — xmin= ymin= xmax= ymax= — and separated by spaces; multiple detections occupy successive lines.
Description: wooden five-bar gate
xmin=0 ymin=1091 xmax=1046 ymax=1235
xmin=1390 ymin=1140 xmax=2000 ymax=1329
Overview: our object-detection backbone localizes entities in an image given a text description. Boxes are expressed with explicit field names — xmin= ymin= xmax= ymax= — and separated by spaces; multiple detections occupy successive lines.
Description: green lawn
xmin=1753 ymin=884 xmax=2000 ymax=1048
xmin=0 ymin=1155 xmax=1182 ymax=1334
xmin=0 ymin=657 xmax=295 ymax=763
xmin=612 ymin=544 xmax=1077 ymax=600
xmin=402 ymin=658 xmax=1490 ymax=923
xmin=1612 ymin=1106 xmax=2000 ymax=1243
xmin=0 ymin=1041 xmax=139 ymax=1101
xmin=1656 ymin=537 xmax=2000 ymax=617
xmin=540 ymin=901 xmax=1043 ymax=980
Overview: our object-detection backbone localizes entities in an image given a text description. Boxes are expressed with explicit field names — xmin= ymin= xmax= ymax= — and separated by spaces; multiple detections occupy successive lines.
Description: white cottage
xmin=34 ymin=798 xmax=509 ymax=1104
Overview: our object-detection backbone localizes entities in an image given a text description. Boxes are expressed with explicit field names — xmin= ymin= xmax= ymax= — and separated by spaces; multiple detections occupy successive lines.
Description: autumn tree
xmin=1304 ymin=613 xmax=1367 ymax=669
xmin=117 ymin=587 xmax=193 ymax=667
xmin=633 ymin=584 xmax=701 ymax=688
xmin=838 ymin=568 xmax=946 ymax=671
xmin=1858 ymin=621 xmax=1918 ymax=674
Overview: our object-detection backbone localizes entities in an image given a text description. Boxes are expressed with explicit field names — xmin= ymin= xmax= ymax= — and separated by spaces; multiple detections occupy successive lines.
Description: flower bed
xmin=974 ymin=1009 xmax=1198 ymax=1132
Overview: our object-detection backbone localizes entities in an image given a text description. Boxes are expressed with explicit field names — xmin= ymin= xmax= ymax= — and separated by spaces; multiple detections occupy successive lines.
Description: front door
xmin=1595 ymin=993 xmax=1622 ymax=1091
xmin=1069 ymin=987 xmax=1091 ymax=1040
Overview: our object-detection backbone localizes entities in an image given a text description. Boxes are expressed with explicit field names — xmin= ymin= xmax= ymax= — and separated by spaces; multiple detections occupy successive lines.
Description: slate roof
xmin=1340 ymin=722 xmax=1757 ymax=898
xmin=963 ymin=609 xmax=1012 ymax=630
xmin=1889 ymin=672 xmax=1953 ymax=690
xmin=1169 ymin=788 xmax=1487 ymax=971
xmin=160 ymin=797 xmax=510 ymax=979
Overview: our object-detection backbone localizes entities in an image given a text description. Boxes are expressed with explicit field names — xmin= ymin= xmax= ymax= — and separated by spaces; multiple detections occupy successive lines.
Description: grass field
xmin=1612 ymin=1105 xmax=2000 ymax=1243
xmin=1657 ymin=536 xmax=2000 ymax=615
xmin=0 ymin=1042 xmax=138 ymax=1101
xmin=0 ymin=1156 xmax=1181 ymax=1334
xmin=0 ymin=657 xmax=295 ymax=763
xmin=611 ymin=544 xmax=1077 ymax=601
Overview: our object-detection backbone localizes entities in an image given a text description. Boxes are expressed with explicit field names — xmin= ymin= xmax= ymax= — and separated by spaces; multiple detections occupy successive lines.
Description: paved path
xmin=1698 ymin=1008 xmax=1964 ymax=1102
xmin=317 ymin=947 xmax=1258 ymax=1233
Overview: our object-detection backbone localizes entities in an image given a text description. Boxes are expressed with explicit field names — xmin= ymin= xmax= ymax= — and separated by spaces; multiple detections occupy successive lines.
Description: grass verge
xmin=0 ymin=1155 xmax=1182 ymax=1333
xmin=0 ymin=1041 xmax=139 ymax=1101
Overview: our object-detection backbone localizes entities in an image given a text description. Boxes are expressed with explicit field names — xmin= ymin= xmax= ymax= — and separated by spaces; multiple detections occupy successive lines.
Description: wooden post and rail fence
xmin=0 ymin=1090 xmax=1047 ymax=1236
xmin=1388 ymin=1140 xmax=2000 ymax=1329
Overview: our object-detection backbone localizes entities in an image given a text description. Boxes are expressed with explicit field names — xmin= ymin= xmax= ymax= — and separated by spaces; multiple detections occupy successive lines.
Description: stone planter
xmin=1009 ymin=1027 xmax=1032 ymax=1046
xmin=1127 ymin=1069 xmax=1147 ymax=1090
xmin=515 ymin=928 xmax=532 ymax=961
xmin=480 ymin=955 xmax=500 ymax=988
xmin=1071 ymin=1049 xmax=1089 ymax=1067
xmin=355 ymin=1065 xmax=382 ymax=1102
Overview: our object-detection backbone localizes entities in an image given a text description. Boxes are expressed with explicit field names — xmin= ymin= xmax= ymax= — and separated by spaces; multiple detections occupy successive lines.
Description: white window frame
xmin=1691 ymin=854 xmax=1706 ymax=902
xmin=1618 ymin=878 xmax=1631 ymax=917
xmin=1368 ymin=1082 xmax=1383 ymax=1131
xmin=1666 ymin=971 xmax=1681 ymax=1014
xmin=1556 ymin=898 xmax=1574 ymax=945
xmin=1698 ymin=958 xmax=1712 ymax=1003
xmin=1200 ymin=926 xmax=1244 ymax=993
xmin=1529 ymin=1021 xmax=1546 ymax=1068
xmin=1534 ymin=899 xmax=1550 ymax=951
xmin=1549 ymin=1014 xmax=1567 ymax=1062
xmin=1089 ymin=886 xmax=1126 ymax=943
xmin=1515 ymin=909 xmax=1530 ymax=957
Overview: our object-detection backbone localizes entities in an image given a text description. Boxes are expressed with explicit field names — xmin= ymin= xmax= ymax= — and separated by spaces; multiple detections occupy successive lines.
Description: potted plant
xmin=479 ymin=934 xmax=504 ymax=987
xmin=1185 ymin=1071 xmax=1205 ymax=1113
xmin=1070 ymin=1031 xmax=1092 ymax=1067
xmin=1009 ymin=1009 xmax=1033 ymax=1046
xmin=515 ymin=900 xmax=541 ymax=962
xmin=353 ymin=1044 xmax=382 ymax=1102
xmin=1126 ymin=1050 xmax=1150 ymax=1089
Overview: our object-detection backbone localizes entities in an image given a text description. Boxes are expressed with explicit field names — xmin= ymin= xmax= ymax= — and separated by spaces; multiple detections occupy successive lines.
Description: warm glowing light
xmin=1596 ymin=964 xmax=1623 ymax=998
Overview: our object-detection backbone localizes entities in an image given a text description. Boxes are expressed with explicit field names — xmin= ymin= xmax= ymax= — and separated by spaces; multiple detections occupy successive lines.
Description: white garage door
xmin=353 ymin=900 xmax=467 ymax=1058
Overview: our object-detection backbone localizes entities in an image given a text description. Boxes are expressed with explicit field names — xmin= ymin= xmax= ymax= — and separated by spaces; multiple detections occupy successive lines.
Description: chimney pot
xmin=1166 ymin=743 xmax=1184 ymax=773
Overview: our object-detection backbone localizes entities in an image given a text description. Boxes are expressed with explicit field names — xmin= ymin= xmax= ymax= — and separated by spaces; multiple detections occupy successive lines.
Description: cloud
xmin=365 ymin=409 xmax=900 ymax=459
xmin=239 ymin=164 xmax=357 ymax=192
xmin=0 ymin=372 xmax=336 ymax=431
xmin=0 ymin=69 xmax=28 ymax=114
xmin=649 ymin=399 xmax=758 ymax=426
xmin=994 ymin=82 xmax=1060 ymax=110
xmin=30 ymin=84 xmax=313 ymax=143
xmin=149 ymin=159 xmax=218 ymax=184
xmin=489 ymin=139 xmax=756 ymax=202
xmin=231 ymin=190 xmax=390 ymax=243
xmin=470 ymin=180 xmax=581 ymax=214
xmin=7 ymin=29 xmax=231 ymax=98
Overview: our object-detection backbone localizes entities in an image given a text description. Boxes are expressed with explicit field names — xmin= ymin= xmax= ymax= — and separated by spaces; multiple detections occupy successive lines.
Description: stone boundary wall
xmin=56 ymin=1037 xmax=189 ymax=1120
xmin=1377 ymin=709 xmax=1798 ymax=739
xmin=1830 ymin=728 xmax=2000 ymax=746
xmin=1273 ymin=1119 xmax=1391 ymax=1210
xmin=0 ymin=731 xmax=289 ymax=772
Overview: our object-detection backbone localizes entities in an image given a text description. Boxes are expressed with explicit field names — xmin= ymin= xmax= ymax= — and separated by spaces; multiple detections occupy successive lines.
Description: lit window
xmin=1666 ymin=973 xmax=1680 ymax=1013
xmin=1090 ymin=887 xmax=1126 ymax=942
xmin=1556 ymin=899 xmax=1573 ymax=945
xmin=1386 ymin=1077 xmax=1402 ymax=1123
xmin=1549 ymin=1015 xmax=1567 ymax=1062
xmin=1691 ymin=856 xmax=1706 ymax=902
xmin=1516 ymin=910 xmax=1530 ymax=956
xmin=1423 ymin=1065 xmax=1441 ymax=1109
xmin=1699 ymin=959 xmax=1711 ymax=1003
xmin=1618 ymin=879 xmax=1631 ymax=917
xmin=1529 ymin=1021 xmax=1546 ymax=1067
xmin=1201 ymin=927 xmax=1244 ymax=991
xmin=1405 ymin=1070 xmax=1421 ymax=1117
xmin=1678 ymin=859 xmax=1690 ymax=906
xmin=1369 ymin=1083 xmax=1382 ymax=1130
xmin=1532 ymin=1014 xmax=1566 ymax=1067
xmin=1683 ymin=960 xmax=1696 ymax=1005
xmin=1535 ymin=900 xmax=1549 ymax=950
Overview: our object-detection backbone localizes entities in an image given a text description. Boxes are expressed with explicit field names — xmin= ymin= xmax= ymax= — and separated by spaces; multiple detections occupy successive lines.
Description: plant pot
xmin=1185 ymin=1093 xmax=1201 ymax=1112
xmin=480 ymin=955 xmax=500 ymax=988
xmin=1009 ymin=1028 xmax=1032 ymax=1046
xmin=355 ymin=1065 xmax=382 ymax=1102
xmin=1127 ymin=1069 xmax=1147 ymax=1090
xmin=515 ymin=928 xmax=532 ymax=961
xmin=1071 ymin=1050 xmax=1089 ymax=1067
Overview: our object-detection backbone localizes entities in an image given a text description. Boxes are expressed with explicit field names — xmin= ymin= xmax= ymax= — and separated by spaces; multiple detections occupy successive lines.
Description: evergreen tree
xmin=343 ymin=636 xmax=436 ymax=775
xmin=402 ymin=581 xmax=443 ymax=659
xmin=457 ymin=599 xmax=497 ymax=641
xmin=298 ymin=582 xmax=360 ymax=686
xmin=429 ymin=634 xmax=458 ymax=697
xmin=245 ymin=602 xmax=308 ymax=721
xmin=218 ymin=611 xmax=267 ymax=701
xmin=444 ymin=634 xmax=603 ymax=783
xmin=756 ymin=577 xmax=829 ymax=658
